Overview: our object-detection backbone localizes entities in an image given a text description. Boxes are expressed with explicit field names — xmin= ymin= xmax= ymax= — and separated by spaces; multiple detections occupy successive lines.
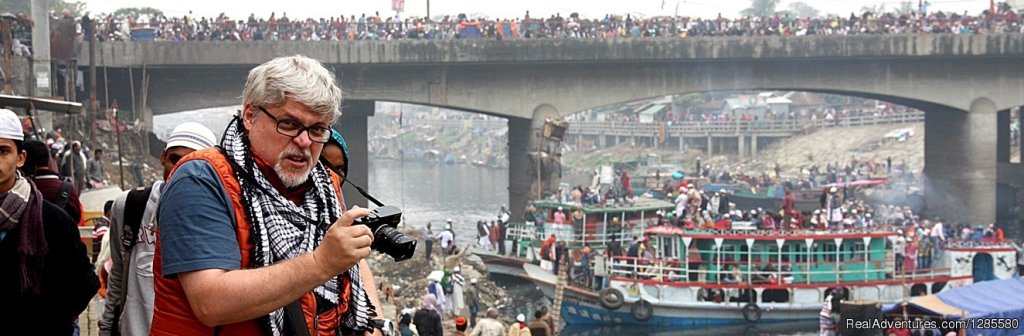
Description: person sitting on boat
xmin=714 ymin=213 xmax=731 ymax=230
xmin=722 ymin=265 xmax=741 ymax=284
xmin=761 ymin=211 xmax=776 ymax=231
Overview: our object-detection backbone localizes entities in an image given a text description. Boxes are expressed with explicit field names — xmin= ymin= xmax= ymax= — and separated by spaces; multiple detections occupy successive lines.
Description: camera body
xmin=353 ymin=205 xmax=417 ymax=262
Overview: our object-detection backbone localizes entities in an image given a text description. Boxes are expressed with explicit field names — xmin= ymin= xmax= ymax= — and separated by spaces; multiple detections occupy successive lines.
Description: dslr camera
xmin=353 ymin=205 xmax=417 ymax=262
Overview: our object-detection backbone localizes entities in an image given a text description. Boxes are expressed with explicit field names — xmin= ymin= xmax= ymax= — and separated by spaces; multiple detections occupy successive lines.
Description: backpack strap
xmin=111 ymin=185 xmax=154 ymax=334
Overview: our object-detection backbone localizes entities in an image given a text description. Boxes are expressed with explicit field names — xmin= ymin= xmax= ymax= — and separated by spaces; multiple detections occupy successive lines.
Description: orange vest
xmin=151 ymin=148 xmax=350 ymax=335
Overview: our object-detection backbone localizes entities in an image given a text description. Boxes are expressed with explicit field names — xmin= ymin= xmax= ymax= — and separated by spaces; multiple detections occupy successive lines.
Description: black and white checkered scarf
xmin=222 ymin=117 xmax=375 ymax=335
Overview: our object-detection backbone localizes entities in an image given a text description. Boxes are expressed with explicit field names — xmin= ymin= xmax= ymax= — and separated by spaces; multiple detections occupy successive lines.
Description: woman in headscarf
xmin=413 ymin=294 xmax=443 ymax=336
xmin=319 ymin=129 xmax=350 ymax=179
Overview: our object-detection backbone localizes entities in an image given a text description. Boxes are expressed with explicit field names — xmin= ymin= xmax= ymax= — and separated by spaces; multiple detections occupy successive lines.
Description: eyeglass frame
xmin=255 ymin=105 xmax=332 ymax=143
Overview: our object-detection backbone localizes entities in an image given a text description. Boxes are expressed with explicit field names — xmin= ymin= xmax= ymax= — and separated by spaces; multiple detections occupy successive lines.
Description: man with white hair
xmin=0 ymin=109 xmax=98 ymax=333
xmin=150 ymin=56 xmax=383 ymax=335
xmin=100 ymin=122 xmax=217 ymax=336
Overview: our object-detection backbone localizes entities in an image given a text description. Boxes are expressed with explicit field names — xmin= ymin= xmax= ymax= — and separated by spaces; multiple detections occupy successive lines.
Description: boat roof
xmin=531 ymin=197 xmax=675 ymax=213
xmin=899 ymin=277 xmax=1024 ymax=327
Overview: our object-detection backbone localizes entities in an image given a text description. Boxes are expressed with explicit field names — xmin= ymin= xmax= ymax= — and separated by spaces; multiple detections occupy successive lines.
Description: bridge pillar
xmin=508 ymin=117 xmax=532 ymax=224
xmin=923 ymin=98 xmax=997 ymax=225
xmin=338 ymin=99 xmax=375 ymax=208
xmin=998 ymin=110 xmax=1011 ymax=163
xmin=738 ymin=135 xmax=746 ymax=159
xmin=598 ymin=133 xmax=606 ymax=148
xmin=706 ymin=136 xmax=713 ymax=156
xmin=751 ymin=135 xmax=759 ymax=157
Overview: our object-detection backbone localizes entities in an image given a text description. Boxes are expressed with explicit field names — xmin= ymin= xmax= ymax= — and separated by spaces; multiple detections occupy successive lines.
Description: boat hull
xmin=523 ymin=264 xmax=816 ymax=326
xmin=475 ymin=248 xmax=535 ymax=279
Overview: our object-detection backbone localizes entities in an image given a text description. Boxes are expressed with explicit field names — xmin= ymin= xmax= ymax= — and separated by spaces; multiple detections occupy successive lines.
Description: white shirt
xmin=893 ymin=237 xmax=906 ymax=255
xmin=930 ymin=223 xmax=945 ymax=240
xmin=437 ymin=230 xmax=454 ymax=248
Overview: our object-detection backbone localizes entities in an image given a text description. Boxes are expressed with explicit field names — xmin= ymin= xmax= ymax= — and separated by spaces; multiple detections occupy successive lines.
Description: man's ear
xmin=242 ymin=103 xmax=256 ymax=130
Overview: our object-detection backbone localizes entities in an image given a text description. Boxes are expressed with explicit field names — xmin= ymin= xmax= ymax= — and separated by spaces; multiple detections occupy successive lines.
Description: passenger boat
xmin=522 ymin=226 xmax=1018 ymax=327
xmin=475 ymin=197 xmax=675 ymax=280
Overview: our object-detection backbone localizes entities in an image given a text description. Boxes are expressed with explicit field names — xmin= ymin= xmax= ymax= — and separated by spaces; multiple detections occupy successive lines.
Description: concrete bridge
xmin=80 ymin=34 xmax=1024 ymax=233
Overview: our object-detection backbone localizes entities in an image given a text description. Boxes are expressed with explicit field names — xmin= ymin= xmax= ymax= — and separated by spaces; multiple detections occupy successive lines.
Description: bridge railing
xmin=395 ymin=112 xmax=924 ymax=136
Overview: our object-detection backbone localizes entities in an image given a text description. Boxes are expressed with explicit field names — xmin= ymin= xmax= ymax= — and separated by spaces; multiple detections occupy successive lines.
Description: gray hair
xmin=242 ymin=55 xmax=342 ymax=121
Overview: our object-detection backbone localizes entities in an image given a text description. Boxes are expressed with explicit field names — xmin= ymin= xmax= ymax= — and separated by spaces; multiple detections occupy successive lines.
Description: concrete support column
xmin=707 ymin=136 xmax=713 ymax=156
xmin=678 ymin=134 xmax=684 ymax=151
xmin=998 ymin=110 xmax=1010 ymax=163
xmin=599 ymin=134 xmax=606 ymax=148
xmin=508 ymin=117 xmax=532 ymax=224
xmin=923 ymin=98 xmax=998 ymax=225
xmin=1019 ymin=108 xmax=1024 ymax=162
xmin=738 ymin=135 xmax=746 ymax=159
xmin=751 ymin=135 xmax=759 ymax=157
xmin=338 ymin=99 xmax=374 ymax=208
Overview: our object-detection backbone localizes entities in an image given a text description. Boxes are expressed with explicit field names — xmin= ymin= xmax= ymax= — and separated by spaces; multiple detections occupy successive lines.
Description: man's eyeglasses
xmin=256 ymin=106 xmax=331 ymax=143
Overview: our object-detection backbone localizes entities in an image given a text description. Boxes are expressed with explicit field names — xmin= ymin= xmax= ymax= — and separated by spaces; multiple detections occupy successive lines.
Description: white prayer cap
xmin=0 ymin=109 xmax=24 ymax=141
xmin=166 ymin=122 xmax=216 ymax=151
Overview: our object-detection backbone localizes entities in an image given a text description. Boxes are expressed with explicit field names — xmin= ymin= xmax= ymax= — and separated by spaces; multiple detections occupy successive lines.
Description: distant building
xmin=720 ymin=92 xmax=791 ymax=119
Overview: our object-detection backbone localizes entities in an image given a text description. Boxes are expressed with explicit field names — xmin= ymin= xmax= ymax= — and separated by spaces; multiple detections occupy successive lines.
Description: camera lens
xmin=372 ymin=226 xmax=418 ymax=262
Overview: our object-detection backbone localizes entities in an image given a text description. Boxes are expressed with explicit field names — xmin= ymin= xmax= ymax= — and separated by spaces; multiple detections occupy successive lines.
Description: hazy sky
xmin=81 ymin=0 xmax=1000 ymax=20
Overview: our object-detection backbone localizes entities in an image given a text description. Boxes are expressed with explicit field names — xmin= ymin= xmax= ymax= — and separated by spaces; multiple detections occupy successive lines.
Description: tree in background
xmin=786 ymin=2 xmax=820 ymax=18
xmin=740 ymin=0 xmax=781 ymax=17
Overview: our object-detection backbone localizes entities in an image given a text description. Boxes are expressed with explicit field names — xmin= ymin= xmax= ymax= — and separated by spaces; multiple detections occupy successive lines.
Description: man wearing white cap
xmin=507 ymin=313 xmax=529 ymax=336
xmin=100 ymin=122 xmax=217 ymax=336
xmin=451 ymin=266 xmax=466 ymax=317
xmin=464 ymin=278 xmax=481 ymax=327
xmin=0 ymin=109 xmax=99 ymax=334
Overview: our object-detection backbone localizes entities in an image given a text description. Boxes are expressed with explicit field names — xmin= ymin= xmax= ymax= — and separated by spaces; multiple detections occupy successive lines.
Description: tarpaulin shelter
xmin=888 ymin=277 xmax=1024 ymax=336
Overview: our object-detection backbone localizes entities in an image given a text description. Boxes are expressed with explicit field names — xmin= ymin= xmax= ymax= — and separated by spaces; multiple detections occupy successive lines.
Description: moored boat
xmin=475 ymin=197 xmax=675 ymax=280
xmin=522 ymin=226 xmax=1018 ymax=327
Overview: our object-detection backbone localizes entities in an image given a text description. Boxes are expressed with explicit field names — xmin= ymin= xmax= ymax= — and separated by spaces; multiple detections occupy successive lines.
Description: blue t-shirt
xmin=157 ymin=160 xmax=241 ymax=277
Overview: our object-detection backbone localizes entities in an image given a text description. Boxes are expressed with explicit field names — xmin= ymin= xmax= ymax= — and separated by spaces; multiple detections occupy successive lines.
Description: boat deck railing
xmin=599 ymin=255 xmax=949 ymax=287
xmin=505 ymin=223 xmax=648 ymax=248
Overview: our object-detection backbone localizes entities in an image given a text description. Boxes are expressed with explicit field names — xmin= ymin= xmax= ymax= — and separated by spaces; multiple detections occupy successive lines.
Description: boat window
xmin=751 ymin=245 xmax=765 ymax=264
xmin=765 ymin=244 xmax=779 ymax=263
xmin=822 ymin=242 xmax=837 ymax=262
xmin=762 ymin=289 xmax=789 ymax=303
xmin=721 ymin=245 xmax=737 ymax=263
xmin=851 ymin=242 xmax=866 ymax=261
xmin=781 ymin=245 xmax=790 ymax=262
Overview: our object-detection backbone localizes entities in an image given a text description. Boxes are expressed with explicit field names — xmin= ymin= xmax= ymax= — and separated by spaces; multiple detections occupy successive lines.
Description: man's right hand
xmin=313 ymin=206 xmax=373 ymax=278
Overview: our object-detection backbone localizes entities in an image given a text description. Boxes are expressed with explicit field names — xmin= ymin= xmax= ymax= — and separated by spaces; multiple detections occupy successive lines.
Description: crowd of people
xmin=413 ymin=213 xmax=555 ymax=336
xmin=6 ymin=6 xmax=1024 ymax=54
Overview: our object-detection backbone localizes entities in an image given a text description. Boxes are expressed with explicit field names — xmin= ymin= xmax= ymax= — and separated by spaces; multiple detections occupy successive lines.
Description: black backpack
xmin=110 ymin=186 xmax=153 ymax=335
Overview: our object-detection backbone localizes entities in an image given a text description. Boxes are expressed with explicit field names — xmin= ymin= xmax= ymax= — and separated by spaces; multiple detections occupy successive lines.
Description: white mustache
xmin=279 ymin=148 xmax=311 ymax=161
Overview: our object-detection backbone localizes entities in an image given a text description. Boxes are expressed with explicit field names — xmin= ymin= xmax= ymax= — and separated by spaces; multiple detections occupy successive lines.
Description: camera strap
xmin=341 ymin=178 xmax=385 ymax=208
